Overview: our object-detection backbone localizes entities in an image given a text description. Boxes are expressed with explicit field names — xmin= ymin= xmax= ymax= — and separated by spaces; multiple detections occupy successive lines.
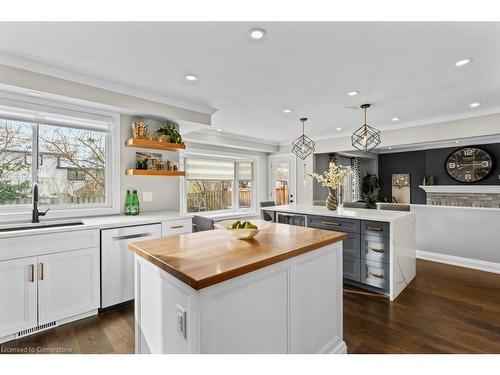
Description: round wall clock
xmin=445 ymin=147 xmax=493 ymax=183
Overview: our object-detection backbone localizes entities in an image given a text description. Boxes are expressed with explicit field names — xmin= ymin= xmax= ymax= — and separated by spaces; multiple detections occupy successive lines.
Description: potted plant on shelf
xmin=157 ymin=120 xmax=184 ymax=144
xmin=309 ymin=162 xmax=351 ymax=210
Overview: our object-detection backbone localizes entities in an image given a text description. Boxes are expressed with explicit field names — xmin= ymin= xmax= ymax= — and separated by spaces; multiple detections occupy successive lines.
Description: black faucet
xmin=32 ymin=183 xmax=49 ymax=223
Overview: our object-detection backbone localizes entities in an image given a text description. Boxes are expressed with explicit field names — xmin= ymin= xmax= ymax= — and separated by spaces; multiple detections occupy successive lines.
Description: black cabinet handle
xmin=321 ymin=221 xmax=341 ymax=226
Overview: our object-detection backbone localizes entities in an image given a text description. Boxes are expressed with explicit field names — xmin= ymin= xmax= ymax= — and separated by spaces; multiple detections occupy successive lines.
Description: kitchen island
xmin=261 ymin=204 xmax=416 ymax=301
xmin=129 ymin=222 xmax=347 ymax=354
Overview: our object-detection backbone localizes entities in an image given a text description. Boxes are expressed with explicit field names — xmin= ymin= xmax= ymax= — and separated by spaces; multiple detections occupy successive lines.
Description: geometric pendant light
xmin=292 ymin=117 xmax=316 ymax=159
xmin=351 ymin=104 xmax=381 ymax=153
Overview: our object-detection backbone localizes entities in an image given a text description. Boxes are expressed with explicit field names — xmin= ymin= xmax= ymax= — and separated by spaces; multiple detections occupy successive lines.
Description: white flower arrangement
xmin=309 ymin=161 xmax=351 ymax=190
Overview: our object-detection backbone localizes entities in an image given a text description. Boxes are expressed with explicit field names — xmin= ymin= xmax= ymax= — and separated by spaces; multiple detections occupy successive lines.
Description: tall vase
xmin=325 ymin=188 xmax=338 ymax=210
xmin=337 ymin=184 xmax=344 ymax=209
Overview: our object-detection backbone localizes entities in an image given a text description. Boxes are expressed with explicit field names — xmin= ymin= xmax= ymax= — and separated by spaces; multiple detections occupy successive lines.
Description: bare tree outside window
xmin=38 ymin=124 xmax=106 ymax=205
xmin=0 ymin=119 xmax=32 ymax=205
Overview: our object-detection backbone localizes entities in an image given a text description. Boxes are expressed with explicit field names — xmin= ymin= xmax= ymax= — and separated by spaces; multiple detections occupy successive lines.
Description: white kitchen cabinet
xmin=0 ymin=257 xmax=38 ymax=338
xmin=38 ymin=248 xmax=100 ymax=325
xmin=101 ymin=224 xmax=162 ymax=308
xmin=0 ymin=229 xmax=100 ymax=344
xmin=161 ymin=218 xmax=192 ymax=237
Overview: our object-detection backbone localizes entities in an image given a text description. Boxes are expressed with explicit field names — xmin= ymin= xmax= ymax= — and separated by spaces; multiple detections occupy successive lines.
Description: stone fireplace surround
xmin=420 ymin=185 xmax=500 ymax=208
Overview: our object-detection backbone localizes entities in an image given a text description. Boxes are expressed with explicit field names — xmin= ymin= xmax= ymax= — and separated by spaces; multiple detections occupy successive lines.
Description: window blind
xmin=237 ymin=161 xmax=253 ymax=180
xmin=185 ymin=158 xmax=235 ymax=180
xmin=0 ymin=97 xmax=113 ymax=132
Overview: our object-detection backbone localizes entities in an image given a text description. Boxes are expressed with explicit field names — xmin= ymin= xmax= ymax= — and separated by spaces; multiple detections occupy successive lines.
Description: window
xmin=184 ymin=155 xmax=256 ymax=214
xmin=0 ymin=97 xmax=117 ymax=214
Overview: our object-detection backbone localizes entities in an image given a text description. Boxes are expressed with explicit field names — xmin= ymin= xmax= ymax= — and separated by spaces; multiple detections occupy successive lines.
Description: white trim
xmin=0 ymin=52 xmax=215 ymax=115
xmin=416 ymin=250 xmax=500 ymax=274
xmin=419 ymin=185 xmax=500 ymax=194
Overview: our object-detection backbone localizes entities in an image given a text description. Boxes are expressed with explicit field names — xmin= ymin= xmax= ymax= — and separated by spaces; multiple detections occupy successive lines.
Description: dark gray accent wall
xmin=379 ymin=150 xmax=426 ymax=204
xmin=378 ymin=143 xmax=500 ymax=204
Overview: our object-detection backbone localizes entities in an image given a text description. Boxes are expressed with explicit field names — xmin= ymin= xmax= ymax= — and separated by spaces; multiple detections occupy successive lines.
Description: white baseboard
xmin=416 ymin=250 xmax=500 ymax=274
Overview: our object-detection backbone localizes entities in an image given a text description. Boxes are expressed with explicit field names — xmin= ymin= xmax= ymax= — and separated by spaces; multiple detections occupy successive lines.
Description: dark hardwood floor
xmin=1 ymin=259 xmax=499 ymax=354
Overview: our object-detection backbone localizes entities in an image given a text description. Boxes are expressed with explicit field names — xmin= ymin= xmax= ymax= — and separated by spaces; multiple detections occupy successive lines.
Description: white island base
xmin=134 ymin=242 xmax=346 ymax=354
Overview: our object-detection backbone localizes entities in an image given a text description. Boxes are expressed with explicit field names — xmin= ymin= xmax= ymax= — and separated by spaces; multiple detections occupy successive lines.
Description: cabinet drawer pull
xmin=29 ymin=264 xmax=35 ymax=283
xmin=368 ymin=247 xmax=385 ymax=253
xmin=170 ymin=225 xmax=184 ymax=229
xmin=40 ymin=263 xmax=44 ymax=280
xmin=321 ymin=221 xmax=341 ymax=226
xmin=369 ymin=271 xmax=384 ymax=279
xmin=367 ymin=226 xmax=383 ymax=232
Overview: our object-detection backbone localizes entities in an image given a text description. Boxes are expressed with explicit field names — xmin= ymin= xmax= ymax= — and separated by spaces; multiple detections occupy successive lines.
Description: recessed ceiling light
xmin=388 ymin=146 xmax=392 ymax=150
xmin=469 ymin=102 xmax=481 ymax=108
xmin=25 ymin=91 xmax=43 ymax=97
xmin=347 ymin=91 xmax=359 ymax=96
xmin=248 ymin=28 xmax=266 ymax=40
xmin=455 ymin=58 xmax=473 ymax=67
xmin=392 ymin=117 xmax=400 ymax=122
xmin=185 ymin=74 xmax=198 ymax=81
xmin=336 ymin=127 xmax=342 ymax=131
xmin=216 ymin=129 xmax=222 ymax=132
xmin=455 ymin=140 xmax=461 ymax=144
xmin=283 ymin=109 xmax=292 ymax=114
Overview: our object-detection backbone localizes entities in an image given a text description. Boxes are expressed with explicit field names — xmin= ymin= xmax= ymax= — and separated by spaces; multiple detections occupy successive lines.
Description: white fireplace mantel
xmin=419 ymin=185 xmax=500 ymax=194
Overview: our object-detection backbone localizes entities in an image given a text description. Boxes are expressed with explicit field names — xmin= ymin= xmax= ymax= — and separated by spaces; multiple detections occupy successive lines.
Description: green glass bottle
xmin=125 ymin=190 xmax=132 ymax=215
xmin=131 ymin=190 xmax=140 ymax=216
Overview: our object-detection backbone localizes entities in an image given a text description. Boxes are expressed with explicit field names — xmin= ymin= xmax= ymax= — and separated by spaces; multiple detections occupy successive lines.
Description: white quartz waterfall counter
xmin=261 ymin=205 xmax=416 ymax=301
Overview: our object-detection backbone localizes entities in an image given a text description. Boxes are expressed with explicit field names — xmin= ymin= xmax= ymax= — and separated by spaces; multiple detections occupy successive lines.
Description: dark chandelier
xmin=351 ymin=104 xmax=381 ymax=153
xmin=292 ymin=117 xmax=315 ymax=159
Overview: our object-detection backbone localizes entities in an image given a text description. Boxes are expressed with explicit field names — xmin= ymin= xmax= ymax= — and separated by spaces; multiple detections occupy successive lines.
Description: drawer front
xmin=0 ymin=229 xmax=100 ymax=261
xmin=343 ymin=255 xmax=361 ymax=282
xmin=162 ymin=218 xmax=192 ymax=237
xmin=361 ymin=235 xmax=390 ymax=263
xmin=361 ymin=259 xmax=389 ymax=291
xmin=360 ymin=220 xmax=390 ymax=237
xmin=343 ymin=232 xmax=361 ymax=258
xmin=308 ymin=215 xmax=360 ymax=234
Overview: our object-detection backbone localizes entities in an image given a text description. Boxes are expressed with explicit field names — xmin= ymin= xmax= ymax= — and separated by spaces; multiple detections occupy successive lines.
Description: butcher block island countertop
xmin=129 ymin=222 xmax=346 ymax=290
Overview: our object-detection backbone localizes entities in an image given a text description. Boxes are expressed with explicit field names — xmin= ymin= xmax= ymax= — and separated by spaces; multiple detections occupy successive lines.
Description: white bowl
xmin=214 ymin=219 xmax=272 ymax=240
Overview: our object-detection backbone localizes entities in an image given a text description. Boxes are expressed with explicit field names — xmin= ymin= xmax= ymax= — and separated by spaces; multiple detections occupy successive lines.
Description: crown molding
xmin=0 ymin=52 xmax=217 ymax=115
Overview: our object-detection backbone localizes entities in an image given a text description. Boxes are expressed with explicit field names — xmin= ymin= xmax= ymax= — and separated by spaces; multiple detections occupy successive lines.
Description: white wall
xmin=120 ymin=115 xmax=181 ymax=212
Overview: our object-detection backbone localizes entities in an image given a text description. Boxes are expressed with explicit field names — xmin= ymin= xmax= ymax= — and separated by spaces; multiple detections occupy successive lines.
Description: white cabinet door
xmin=38 ymin=247 xmax=100 ymax=325
xmin=0 ymin=257 xmax=38 ymax=338
xmin=101 ymin=224 xmax=161 ymax=308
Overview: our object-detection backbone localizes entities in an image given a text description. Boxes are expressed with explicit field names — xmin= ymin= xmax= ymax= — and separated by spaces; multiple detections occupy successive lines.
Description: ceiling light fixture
xmin=292 ymin=118 xmax=315 ymax=160
xmin=455 ymin=58 xmax=473 ymax=67
xmin=216 ymin=129 xmax=222 ymax=132
xmin=351 ymin=104 xmax=381 ymax=154
xmin=392 ymin=117 xmax=400 ymax=122
xmin=469 ymin=102 xmax=481 ymax=108
xmin=248 ymin=28 xmax=266 ymax=40
xmin=185 ymin=74 xmax=198 ymax=81
xmin=455 ymin=140 xmax=461 ymax=143
xmin=336 ymin=127 xmax=342 ymax=131
xmin=347 ymin=91 xmax=359 ymax=96
xmin=283 ymin=109 xmax=292 ymax=114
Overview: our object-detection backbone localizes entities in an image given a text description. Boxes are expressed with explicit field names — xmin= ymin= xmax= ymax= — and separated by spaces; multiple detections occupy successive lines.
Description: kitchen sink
xmin=0 ymin=220 xmax=84 ymax=233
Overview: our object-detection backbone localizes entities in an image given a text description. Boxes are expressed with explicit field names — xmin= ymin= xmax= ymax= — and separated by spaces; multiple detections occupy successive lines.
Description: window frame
xmin=0 ymin=94 xmax=120 ymax=222
xmin=181 ymin=148 xmax=259 ymax=217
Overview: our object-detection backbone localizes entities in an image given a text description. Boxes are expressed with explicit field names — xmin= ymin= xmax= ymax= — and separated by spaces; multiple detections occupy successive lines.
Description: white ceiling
xmin=0 ymin=22 xmax=499 ymax=144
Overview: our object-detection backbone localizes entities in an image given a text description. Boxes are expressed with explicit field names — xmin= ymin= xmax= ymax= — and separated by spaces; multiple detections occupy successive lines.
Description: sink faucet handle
xmin=39 ymin=208 xmax=50 ymax=216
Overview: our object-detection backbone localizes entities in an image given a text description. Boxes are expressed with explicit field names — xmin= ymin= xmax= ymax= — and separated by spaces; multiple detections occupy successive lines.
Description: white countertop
xmin=261 ymin=204 xmax=412 ymax=223
xmin=0 ymin=211 xmax=191 ymax=239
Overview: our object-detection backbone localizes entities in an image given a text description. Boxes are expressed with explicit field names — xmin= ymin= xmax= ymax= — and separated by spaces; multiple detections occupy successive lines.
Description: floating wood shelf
xmin=125 ymin=169 xmax=185 ymax=176
xmin=125 ymin=138 xmax=186 ymax=151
